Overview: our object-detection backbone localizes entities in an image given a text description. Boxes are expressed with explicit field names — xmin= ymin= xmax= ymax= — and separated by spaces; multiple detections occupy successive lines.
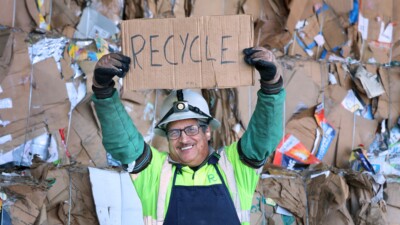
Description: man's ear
xmin=205 ymin=127 xmax=211 ymax=141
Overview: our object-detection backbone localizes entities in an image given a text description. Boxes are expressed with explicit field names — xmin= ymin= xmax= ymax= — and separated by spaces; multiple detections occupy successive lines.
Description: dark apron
xmin=163 ymin=154 xmax=241 ymax=225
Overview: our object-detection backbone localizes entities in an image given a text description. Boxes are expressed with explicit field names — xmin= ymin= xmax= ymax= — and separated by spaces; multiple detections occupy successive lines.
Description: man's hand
xmin=92 ymin=53 xmax=131 ymax=98
xmin=243 ymin=47 xmax=282 ymax=94
xmin=93 ymin=53 xmax=131 ymax=88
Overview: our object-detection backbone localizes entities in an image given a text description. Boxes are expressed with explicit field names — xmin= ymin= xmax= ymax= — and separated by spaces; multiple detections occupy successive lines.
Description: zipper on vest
xmin=192 ymin=171 xmax=196 ymax=180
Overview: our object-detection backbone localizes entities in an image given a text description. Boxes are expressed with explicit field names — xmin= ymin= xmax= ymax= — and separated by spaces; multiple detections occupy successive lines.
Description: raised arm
xmin=238 ymin=47 xmax=286 ymax=168
xmin=91 ymin=53 xmax=146 ymax=167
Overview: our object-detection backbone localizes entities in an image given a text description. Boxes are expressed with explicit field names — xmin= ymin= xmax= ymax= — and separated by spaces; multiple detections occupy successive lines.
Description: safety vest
xmin=132 ymin=142 xmax=260 ymax=225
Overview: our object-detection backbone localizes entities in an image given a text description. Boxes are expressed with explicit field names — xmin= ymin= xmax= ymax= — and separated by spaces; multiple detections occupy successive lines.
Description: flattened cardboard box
xmin=121 ymin=15 xmax=254 ymax=90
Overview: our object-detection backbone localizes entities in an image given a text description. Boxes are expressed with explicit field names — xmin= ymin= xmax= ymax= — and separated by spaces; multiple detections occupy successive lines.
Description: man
xmin=91 ymin=47 xmax=285 ymax=225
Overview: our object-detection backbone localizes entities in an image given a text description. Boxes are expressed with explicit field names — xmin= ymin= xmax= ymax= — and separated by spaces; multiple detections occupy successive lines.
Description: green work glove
xmin=92 ymin=53 xmax=131 ymax=99
xmin=243 ymin=47 xmax=282 ymax=94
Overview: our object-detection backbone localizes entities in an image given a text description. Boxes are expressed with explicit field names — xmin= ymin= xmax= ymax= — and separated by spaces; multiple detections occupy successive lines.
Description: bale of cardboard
xmin=253 ymin=163 xmax=389 ymax=225
xmin=0 ymin=0 xmax=400 ymax=225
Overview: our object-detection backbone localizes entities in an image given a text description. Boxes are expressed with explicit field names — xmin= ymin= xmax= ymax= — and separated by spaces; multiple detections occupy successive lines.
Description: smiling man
xmin=166 ymin=119 xmax=209 ymax=167
xmin=91 ymin=47 xmax=285 ymax=225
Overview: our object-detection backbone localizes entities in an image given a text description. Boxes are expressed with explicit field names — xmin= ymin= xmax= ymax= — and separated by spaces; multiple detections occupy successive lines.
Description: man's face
xmin=167 ymin=119 xmax=211 ymax=167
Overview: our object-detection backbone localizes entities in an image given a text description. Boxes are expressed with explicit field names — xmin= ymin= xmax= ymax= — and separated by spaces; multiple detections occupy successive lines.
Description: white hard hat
xmin=154 ymin=89 xmax=221 ymax=137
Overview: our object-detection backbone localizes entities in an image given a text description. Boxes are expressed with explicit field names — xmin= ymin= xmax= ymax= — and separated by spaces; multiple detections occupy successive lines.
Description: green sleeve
xmin=91 ymin=90 xmax=144 ymax=164
xmin=240 ymin=89 xmax=286 ymax=161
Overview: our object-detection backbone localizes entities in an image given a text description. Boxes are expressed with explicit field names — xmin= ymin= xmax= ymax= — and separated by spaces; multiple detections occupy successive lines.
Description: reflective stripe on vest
xmin=143 ymin=216 xmax=161 ymax=225
xmin=156 ymin=158 xmax=172 ymax=224
xmin=155 ymin=149 xmax=250 ymax=224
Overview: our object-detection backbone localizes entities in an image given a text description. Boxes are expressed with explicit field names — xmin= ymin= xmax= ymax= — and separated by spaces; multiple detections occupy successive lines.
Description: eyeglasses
xmin=166 ymin=125 xmax=204 ymax=140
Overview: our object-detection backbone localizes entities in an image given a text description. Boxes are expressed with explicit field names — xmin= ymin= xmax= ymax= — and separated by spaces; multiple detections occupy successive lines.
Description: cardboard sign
xmin=121 ymin=15 xmax=254 ymax=90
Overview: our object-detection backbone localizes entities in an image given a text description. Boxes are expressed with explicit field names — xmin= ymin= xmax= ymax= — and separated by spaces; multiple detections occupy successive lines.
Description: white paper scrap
xmin=378 ymin=22 xmax=393 ymax=43
xmin=341 ymin=89 xmax=364 ymax=113
xmin=88 ymin=167 xmax=144 ymax=225
xmin=276 ymin=206 xmax=293 ymax=216
xmin=358 ymin=14 xmax=369 ymax=40
xmin=314 ymin=34 xmax=325 ymax=46
xmin=355 ymin=66 xmax=385 ymax=98
xmin=0 ymin=98 xmax=12 ymax=109
xmin=0 ymin=134 xmax=12 ymax=145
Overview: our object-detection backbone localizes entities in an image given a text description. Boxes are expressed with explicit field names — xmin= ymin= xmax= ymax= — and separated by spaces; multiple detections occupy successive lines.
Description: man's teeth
xmin=181 ymin=146 xmax=192 ymax=151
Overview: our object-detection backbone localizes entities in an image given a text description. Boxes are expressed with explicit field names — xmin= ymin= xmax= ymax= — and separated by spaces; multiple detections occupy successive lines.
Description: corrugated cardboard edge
xmin=121 ymin=15 xmax=254 ymax=90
